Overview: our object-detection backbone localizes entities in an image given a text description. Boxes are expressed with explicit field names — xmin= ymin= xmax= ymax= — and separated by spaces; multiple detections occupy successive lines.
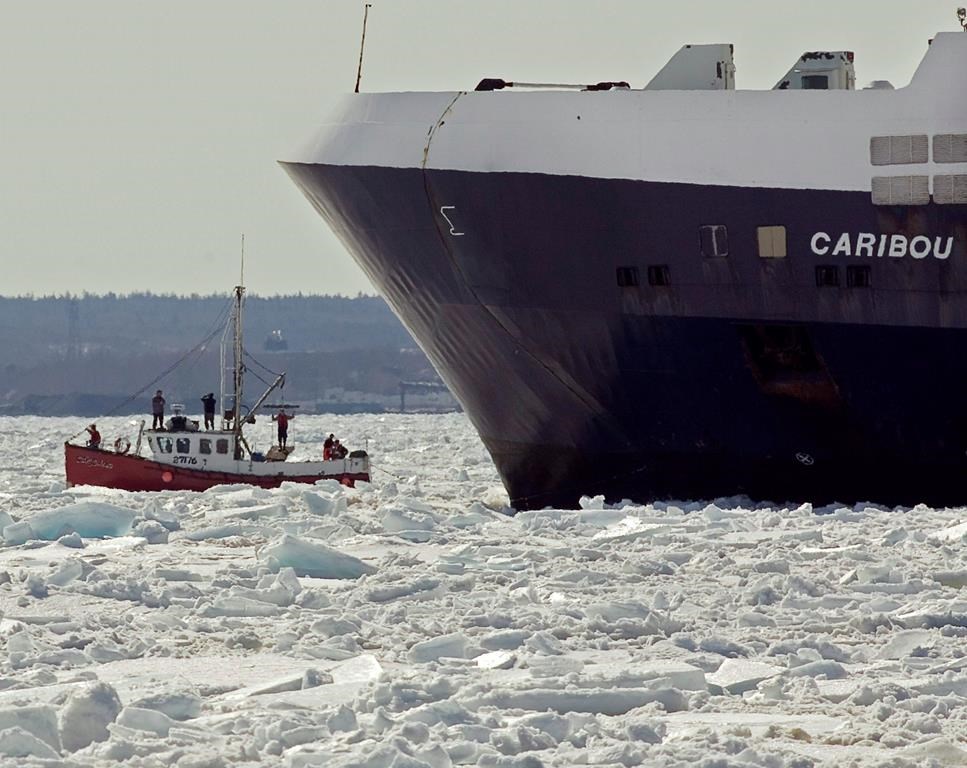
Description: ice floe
xmin=0 ymin=413 xmax=966 ymax=766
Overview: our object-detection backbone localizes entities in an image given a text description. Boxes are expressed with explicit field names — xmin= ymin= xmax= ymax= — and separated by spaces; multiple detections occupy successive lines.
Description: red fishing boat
xmin=65 ymin=278 xmax=370 ymax=492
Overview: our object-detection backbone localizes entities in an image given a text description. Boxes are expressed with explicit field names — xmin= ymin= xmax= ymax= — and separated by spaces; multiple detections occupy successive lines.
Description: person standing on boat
xmin=323 ymin=433 xmax=335 ymax=460
xmin=86 ymin=424 xmax=101 ymax=449
xmin=201 ymin=392 xmax=216 ymax=430
xmin=151 ymin=390 xmax=166 ymax=429
xmin=273 ymin=408 xmax=291 ymax=448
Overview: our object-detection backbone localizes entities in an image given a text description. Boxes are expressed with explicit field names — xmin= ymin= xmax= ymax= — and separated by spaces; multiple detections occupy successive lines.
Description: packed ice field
xmin=1 ymin=414 xmax=966 ymax=767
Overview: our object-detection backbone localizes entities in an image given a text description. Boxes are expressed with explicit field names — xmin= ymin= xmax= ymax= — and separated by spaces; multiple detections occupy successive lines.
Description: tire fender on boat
xmin=114 ymin=437 xmax=131 ymax=455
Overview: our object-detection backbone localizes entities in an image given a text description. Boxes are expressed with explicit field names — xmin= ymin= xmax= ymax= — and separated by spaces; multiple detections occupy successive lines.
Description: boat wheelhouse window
xmin=156 ymin=437 xmax=173 ymax=454
xmin=199 ymin=439 xmax=212 ymax=455
xmin=175 ymin=438 xmax=191 ymax=454
xmin=700 ymin=225 xmax=729 ymax=258
xmin=216 ymin=439 xmax=229 ymax=455
xmin=847 ymin=265 xmax=872 ymax=288
xmin=801 ymin=74 xmax=829 ymax=90
xmin=647 ymin=265 xmax=671 ymax=286
xmin=815 ymin=265 xmax=840 ymax=287
xmin=616 ymin=266 xmax=639 ymax=287
xmin=757 ymin=226 xmax=787 ymax=259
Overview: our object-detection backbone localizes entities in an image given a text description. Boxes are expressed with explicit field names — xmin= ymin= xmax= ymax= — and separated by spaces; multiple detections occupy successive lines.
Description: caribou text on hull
xmin=283 ymin=32 xmax=967 ymax=509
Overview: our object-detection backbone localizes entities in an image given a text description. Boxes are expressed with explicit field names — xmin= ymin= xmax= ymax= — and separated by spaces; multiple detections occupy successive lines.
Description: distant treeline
xmin=0 ymin=293 xmax=449 ymax=415
xmin=0 ymin=293 xmax=412 ymax=366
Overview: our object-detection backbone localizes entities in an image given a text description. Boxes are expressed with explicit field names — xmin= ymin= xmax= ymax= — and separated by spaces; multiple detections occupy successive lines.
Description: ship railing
xmin=475 ymin=78 xmax=630 ymax=92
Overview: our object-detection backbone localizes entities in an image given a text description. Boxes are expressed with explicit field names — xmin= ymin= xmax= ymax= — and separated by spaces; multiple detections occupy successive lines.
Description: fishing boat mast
xmin=217 ymin=236 xmax=248 ymax=458
xmin=217 ymin=236 xmax=286 ymax=460
xmin=233 ymin=236 xmax=246 ymax=458
xmin=232 ymin=282 xmax=245 ymax=458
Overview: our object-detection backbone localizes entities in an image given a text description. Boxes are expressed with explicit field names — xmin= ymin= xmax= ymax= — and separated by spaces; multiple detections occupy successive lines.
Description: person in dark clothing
xmin=152 ymin=390 xmax=166 ymax=429
xmin=332 ymin=439 xmax=348 ymax=459
xmin=86 ymin=424 xmax=101 ymax=449
xmin=201 ymin=393 xmax=217 ymax=430
xmin=323 ymin=433 xmax=335 ymax=460
xmin=272 ymin=409 xmax=291 ymax=448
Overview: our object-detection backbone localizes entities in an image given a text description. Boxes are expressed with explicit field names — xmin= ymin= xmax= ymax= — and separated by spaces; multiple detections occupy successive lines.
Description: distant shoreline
xmin=0 ymin=294 xmax=457 ymax=416
xmin=0 ymin=394 xmax=460 ymax=419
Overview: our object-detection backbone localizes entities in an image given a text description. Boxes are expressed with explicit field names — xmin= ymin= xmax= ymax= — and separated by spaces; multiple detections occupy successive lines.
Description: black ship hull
xmin=284 ymin=162 xmax=967 ymax=509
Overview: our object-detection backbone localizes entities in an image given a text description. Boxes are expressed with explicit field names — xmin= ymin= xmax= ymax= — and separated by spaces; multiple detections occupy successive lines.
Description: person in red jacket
xmin=86 ymin=424 xmax=102 ymax=449
xmin=272 ymin=409 xmax=291 ymax=448
xmin=323 ymin=433 xmax=335 ymax=460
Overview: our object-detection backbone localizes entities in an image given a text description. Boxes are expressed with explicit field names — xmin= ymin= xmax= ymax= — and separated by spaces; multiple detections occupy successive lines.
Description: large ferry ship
xmin=283 ymin=30 xmax=967 ymax=510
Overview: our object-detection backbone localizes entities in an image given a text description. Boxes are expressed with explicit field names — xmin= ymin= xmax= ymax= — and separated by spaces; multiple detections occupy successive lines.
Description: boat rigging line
xmin=241 ymin=349 xmax=286 ymax=395
xmin=66 ymin=294 xmax=235 ymax=443
xmin=243 ymin=350 xmax=284 ymax=379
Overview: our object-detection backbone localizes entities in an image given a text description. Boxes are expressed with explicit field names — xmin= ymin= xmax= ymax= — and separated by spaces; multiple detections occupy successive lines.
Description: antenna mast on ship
xmin=354 ymin=3 xmax=372 ymax=93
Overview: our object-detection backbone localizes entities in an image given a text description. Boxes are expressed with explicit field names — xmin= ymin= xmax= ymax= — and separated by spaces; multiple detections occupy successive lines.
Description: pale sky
xmin=0 ymin=1 xmax=959 ymax=297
